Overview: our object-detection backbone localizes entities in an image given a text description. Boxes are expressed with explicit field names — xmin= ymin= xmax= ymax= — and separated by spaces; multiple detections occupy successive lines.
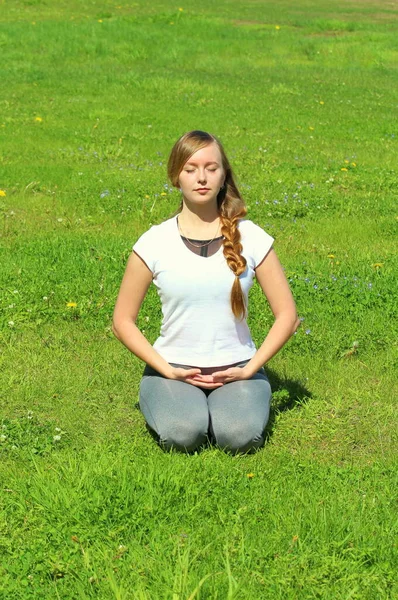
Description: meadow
xmin=0 ymin=0 xmax=397 ymax=597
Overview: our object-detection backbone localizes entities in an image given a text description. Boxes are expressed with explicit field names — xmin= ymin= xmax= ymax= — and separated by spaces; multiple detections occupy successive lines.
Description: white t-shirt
xmin=133 ymin=216 xmax=274 ymax=367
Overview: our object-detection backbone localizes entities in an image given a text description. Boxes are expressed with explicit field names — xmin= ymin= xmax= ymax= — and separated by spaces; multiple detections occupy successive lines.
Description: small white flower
xmin=13 ymin=290 xmax=19 ymax=294
xmin=43 ymin=296 xmax=48 ymax=301
xmin=27 ymin=411 xmax=33 ymax=419
xmin=53 ymin=435 xmax=61 ymax=442
xmin=57 ymin=218 xmax=63 ymax=222
xmin=55 ymin=427 xmax=62 ymax=432
xmin=8 ymin=321 xmax=14 ymax=327
xmin=0 ymin=434 xmax=7 ymax=441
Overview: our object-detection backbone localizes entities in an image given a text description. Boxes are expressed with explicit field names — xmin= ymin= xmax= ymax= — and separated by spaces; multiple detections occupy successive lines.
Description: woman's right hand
xmin=168 ymin=367 xmax=224 ymax=389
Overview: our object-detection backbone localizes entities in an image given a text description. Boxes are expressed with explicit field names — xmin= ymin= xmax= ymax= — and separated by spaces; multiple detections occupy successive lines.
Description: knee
xmin=212 ymin=421 xmax=265 ymax=454
xmin=159 ymin=420 xmax=208 ymax=452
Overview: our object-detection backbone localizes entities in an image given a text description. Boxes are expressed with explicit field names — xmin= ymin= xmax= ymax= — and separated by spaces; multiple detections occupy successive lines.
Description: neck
xmin=179 ymin=201 xmax=219 ymax=228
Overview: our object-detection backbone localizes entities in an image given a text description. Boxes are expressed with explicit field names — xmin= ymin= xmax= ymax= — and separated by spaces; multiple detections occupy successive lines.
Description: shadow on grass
xmin=264 ymin=366 xmax=312 ymax=443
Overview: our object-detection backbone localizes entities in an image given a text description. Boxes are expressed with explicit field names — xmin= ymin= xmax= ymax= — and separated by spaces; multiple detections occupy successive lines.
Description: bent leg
xmin=139 ymin=375 xmax=209 ymax=452
xmin=207 ymin=371 xmax=271 ymax=453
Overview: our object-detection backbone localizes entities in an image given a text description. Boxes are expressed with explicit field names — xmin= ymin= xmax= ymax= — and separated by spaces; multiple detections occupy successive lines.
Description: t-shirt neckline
xmin=174 ymin=216 xmax=224 ymax=260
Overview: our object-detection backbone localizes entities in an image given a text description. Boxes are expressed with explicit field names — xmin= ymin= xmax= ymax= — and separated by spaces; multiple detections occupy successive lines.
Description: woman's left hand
xmin=195 ymin=366 xmax=252 ymax=385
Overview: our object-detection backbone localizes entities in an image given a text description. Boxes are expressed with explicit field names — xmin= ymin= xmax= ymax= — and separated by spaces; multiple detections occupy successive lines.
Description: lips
xmin=195 ymin=188 xmax=210 ymax=192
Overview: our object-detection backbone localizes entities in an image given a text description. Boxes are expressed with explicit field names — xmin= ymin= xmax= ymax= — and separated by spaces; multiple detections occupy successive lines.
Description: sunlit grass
xmin=0 ymin=0 xmax=397 ymax=597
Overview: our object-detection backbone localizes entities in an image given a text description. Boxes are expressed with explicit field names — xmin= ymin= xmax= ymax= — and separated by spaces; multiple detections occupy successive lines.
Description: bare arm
xmin=112 ymin=252 xmax=222 ymax=388
xmin=244 ymin=248 xmax=300 ymax=374
xmin=210 ymin=248 xmax=300 ymax=383
xmin=112 ymin=251 xmax=169 ymax=375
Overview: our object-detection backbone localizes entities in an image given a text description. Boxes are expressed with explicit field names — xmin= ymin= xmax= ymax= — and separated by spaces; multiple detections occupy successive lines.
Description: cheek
xmin=178 ymin=174 xmax=191 ymax=189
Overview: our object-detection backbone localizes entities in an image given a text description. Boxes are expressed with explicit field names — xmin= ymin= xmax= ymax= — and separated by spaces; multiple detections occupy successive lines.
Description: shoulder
xmin=239 ymin=219 xmax=273 ymax=240
xmin=134 ymin=216 xmax=176 ymax=244
xmin=133 ymin=217 xmax=176 ymax=272
xmin=239 ymin=219 xmax=275 ymax=267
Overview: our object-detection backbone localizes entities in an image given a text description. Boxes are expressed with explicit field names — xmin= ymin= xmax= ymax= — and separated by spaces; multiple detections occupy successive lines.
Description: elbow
xmin=112 ymin=322 xmax=120 ymax=340
xmin=112 ymin=314 xmax=136 ymax=340
xmin=275 ymin=312 xmax=301 ymax=335
xmin=112 ymin=314 xmax=124 ymax=340
xmin=293 ymin=316 xmax=301 ymax=332
xmin=288 ymin=317 xmax=301 ymax=337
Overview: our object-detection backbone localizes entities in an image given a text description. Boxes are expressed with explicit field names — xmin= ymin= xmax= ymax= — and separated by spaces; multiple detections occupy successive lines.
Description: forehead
xmin=185 ymin=142 xmax=222 ymax=165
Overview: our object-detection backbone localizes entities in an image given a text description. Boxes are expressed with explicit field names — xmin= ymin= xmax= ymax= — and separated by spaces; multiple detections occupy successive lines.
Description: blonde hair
xmin=167 ymin=130 xmax=247 ymax=320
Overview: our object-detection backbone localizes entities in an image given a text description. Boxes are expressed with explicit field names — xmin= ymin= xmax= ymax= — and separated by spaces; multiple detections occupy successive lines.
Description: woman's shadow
xmin=264 ymin=366 xmax=312 ymax=442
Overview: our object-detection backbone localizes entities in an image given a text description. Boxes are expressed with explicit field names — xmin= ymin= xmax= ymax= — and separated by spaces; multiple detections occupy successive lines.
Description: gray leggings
xmin=139 ymin=361 xmax=272 ymax=453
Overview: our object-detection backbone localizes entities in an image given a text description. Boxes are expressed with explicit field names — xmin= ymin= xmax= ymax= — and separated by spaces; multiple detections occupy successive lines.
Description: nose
xmin=197 ymin=168 xmax=207 ymax=183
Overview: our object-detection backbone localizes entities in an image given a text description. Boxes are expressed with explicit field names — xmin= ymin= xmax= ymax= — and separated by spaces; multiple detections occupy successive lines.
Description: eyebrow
xmin=185 ymin=161 xmax=219 ymax=166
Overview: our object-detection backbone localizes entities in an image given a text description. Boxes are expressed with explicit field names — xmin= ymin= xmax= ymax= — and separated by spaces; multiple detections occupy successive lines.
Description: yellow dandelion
xmin=145 ymin=194 xmax=150 ymax=199
xmin=341 ymin=167 xmax=348 ymax=172
xmin=344 ymin=160 xmax=350 ymax=164
xmin=320 ymin=100 xmax=324 ymax=105
xmin=0 ymin=190 xmax=6 ymax=197
xmin=372 ymin=263 xmax=383 ymax=268
xmin=160 ymin=192 xmax=167 ymax=196
xmin=309 ymin=126 xmax=314 ymax=131
xmin=34 ymin=116 xmax=43 ymax=123
xmin=66 ymin=302 xmax=77 ymax=308
xmin=247 ymin=473 xmax=255 ymax=479
xmin=98 ymin=19 xmax=103 ymax=22
xmin=178 ymin=7 xmax=184 ymax=11
xmin=335 ymin=261 xmax=340 ymax=265
xmin=275 ymin=25 xmax=280 ymax=30
xmin=351 ymin=162 xmax=356 ymax=167
xmin=327 ymin=254 xmax=335 ymax=259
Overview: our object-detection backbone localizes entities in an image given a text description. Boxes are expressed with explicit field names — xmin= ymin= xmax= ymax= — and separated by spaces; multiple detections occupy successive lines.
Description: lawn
xmin=0 ymin=0 xmax=397 ymax=598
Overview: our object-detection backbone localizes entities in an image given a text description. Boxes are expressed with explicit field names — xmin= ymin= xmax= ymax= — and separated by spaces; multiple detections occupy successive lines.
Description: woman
xmin=113 ymin=130 xmax=300 ymax=453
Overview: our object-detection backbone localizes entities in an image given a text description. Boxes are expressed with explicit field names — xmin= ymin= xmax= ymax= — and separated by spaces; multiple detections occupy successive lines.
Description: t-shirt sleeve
xmin=243 ymin=221 xmax=274 ymax=267
xmin=132 ymin=226 xmax=156 ymax=273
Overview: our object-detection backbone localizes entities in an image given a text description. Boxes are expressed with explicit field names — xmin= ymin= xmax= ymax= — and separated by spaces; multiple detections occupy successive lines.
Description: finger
xmin=186 ymin=378 xmax=224 ymax=389
xmin=180 ymin=368 xmax=202 ymax=378
xmin=191 ymin=374 xmax=215 ymax=383
xmin=211 ymin=370 xmax=231 ymax=380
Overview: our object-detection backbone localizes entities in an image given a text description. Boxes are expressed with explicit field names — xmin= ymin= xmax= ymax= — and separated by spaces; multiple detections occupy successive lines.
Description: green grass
xmin=0 ymin=0 xmax=397 ymax=598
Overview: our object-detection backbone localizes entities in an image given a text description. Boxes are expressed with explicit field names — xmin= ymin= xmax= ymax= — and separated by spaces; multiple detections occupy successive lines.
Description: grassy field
xmin=0 ymin=0 xmax=397 ymax=598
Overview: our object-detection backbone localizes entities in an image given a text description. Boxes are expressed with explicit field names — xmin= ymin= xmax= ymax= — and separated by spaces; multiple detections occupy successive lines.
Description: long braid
xmin=219 ymin=186 xmax=248 ymax=320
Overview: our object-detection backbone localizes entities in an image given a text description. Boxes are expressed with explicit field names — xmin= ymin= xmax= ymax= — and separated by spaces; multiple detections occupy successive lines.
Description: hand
xmin=210 ymin=366 xmax=252 ymax=384
xmin=168 ymin=367 xmax=224 ymax=389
